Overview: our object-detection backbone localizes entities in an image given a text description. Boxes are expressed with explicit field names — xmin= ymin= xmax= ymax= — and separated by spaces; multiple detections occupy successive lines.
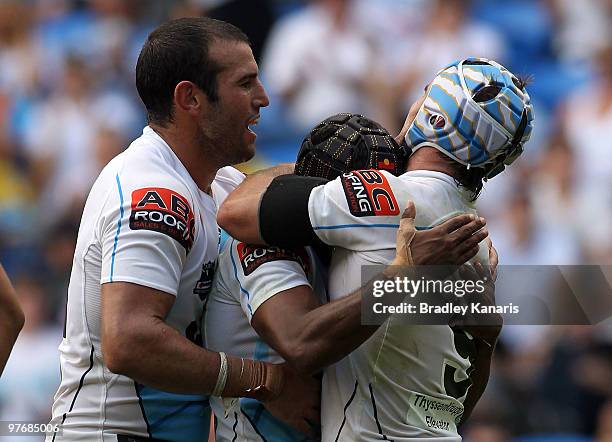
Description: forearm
xmin=217 ymin=163 xmax=295 ymax=243
xmin=288 ymin=291 xmax=376 ymax=375
xmin=105 ymin=315 xmax=219 ymax=393
xmin=281 ymin=268 xmax=412 ymax=375
xmin=235 ymin=164 xmax=295 ymax=198
xmin=106 ymin=316 xmax=281 ymax=399
xmin=460 ymin=341 xmax=494 ymax=426
xmin=0 ymin=266 xmax=24 ymax=376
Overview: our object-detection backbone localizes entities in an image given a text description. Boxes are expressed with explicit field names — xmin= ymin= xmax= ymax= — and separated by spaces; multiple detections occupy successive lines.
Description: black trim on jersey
xmin=231 ymin=412 xmax=238 ymax=442
xmin=368 ymin=383 xmax=392 ymax=441
xmin=259 ymin=175 xmax=328 ymax=248
xmin=53 ymin=345 xmax=95 ymax=442
xmin=62 ymin=296 xmax=68 ymax=338
xmin=134 ymin=382 xmax=152 ymax=438
xmin=241 ymin=407 xmax=268 ymax=442
xmin=334 ymin=380 xmax=359 ymax=442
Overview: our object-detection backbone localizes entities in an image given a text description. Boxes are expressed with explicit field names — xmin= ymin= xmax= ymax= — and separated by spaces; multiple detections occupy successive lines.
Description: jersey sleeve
xmin=99 ymin=171 xmax=195 ymax=296
xmin=308 ymin=169 xmax=403 ymax=251
xmin=212 ymin=166 xmax=246 ymax=207
xmin=227 ymin=239 xmax=312 ymax=323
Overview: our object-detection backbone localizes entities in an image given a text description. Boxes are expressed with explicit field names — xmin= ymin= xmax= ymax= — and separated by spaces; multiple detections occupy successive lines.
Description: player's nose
xmin=253 ymin=80 xmax=270 ymax=109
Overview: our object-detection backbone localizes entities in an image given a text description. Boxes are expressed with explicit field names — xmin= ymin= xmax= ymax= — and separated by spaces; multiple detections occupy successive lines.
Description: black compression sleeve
xmin=259 ymin=174 xmax=328 ymax=248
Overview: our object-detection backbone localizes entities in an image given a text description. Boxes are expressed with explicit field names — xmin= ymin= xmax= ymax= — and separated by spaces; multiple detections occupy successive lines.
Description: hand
xmin=390 ymin=201 xmax=417 ymax=267
xmin=450 ymin=263 xmax=502 ymax=348
xmin=410 ymin=213 xmax=488 ymax=266
xmin=486 ymin=238 xmax=499 ymax=282
xmin=261 ymin=364 xmax=321 ymax=438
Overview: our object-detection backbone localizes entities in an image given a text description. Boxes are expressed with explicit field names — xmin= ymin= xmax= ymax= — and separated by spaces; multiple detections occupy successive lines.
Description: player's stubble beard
xmin=195 ymin=101 xmax=255 ymax=169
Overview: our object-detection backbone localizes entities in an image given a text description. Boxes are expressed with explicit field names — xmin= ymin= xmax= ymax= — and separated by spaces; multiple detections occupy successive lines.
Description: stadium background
xmin=0 ymin=0 xmax=610 ymax=441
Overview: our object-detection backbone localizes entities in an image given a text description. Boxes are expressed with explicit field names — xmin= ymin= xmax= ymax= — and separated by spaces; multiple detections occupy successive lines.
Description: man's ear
xmin=174 ymin=81 xmax=204 ymax=116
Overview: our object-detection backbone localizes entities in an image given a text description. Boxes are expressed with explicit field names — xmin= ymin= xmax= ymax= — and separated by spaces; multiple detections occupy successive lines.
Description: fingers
xmin=488 ymin=241 xmax=499 ymax=281
xmin=283 ymin=398 xmax=320 ymax=437
xmin=409 ymin=212 xmax=487 ymax=266
xmin=473 ymin=262 xmax=492 ymax=281
xmin=394 ymin=200 xmax=417 ymax=266
xmin=439 ymin=213 xmax=485 ymax=235
xmin=457 ymin=263 xmax=491 ymax=288
xmin=455 ymin=245 xmax=480 ymax=266
xmin=402 ymin=200 xmax=416 ymax=221
xmin=449 ymin=216 xmax=487 ymax=244
xmin=457 ymin=262 xmax=493 ymax=288
xmin=489 ymin=246 xmax=498 ymax=268
xmin=457 ymin=264 xmax=478 ymax=281
xmin=437 ymin=214 xmax=474 ymax=234
xmin=452 ymin=225 xmax=488 ymax=259
xmin=398 ymin=200 xmax=416 ymax=239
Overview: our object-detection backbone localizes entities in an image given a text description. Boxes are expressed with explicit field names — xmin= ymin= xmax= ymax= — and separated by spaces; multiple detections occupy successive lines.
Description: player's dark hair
xmin=472 ymin=74 xmax=532 ymax=103
xmin=513 ymin=74 xmax=533 ymax=91
xmin=136 ymin=17 xmax=250 ymax=126
xmin=455 ymin=167 xmax=487 ymax=201
xmin=472 ymin=84 xmax=502 ymax=103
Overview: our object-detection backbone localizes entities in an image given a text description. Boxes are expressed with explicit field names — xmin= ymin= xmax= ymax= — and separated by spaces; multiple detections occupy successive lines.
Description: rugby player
xmin=47 ymin=16 xmax=444 ymax=442
xmin=205 ymin=117 xmax=489 ymax=441
xmin=47 ymin=17 xmax=324 ymax=441
xmin=218 ymin=57 xmax=534 ymax=440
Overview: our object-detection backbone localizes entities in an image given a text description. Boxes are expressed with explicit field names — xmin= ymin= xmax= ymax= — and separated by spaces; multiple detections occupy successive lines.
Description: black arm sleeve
xmin=259 ymin=174 xmax=328 ymax=248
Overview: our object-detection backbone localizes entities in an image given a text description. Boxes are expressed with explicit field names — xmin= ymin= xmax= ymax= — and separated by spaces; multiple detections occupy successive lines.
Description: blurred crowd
xmin=0 ymin=0 xmax=610 ymax=441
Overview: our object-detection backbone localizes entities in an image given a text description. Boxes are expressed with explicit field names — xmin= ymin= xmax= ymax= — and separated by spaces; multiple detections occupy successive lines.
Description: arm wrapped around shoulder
xmin=259 ymin=174 xmax=328 ymax=248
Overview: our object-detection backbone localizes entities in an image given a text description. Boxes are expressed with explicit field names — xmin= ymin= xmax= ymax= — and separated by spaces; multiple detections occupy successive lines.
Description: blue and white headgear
xmin=405 ymin=57 xmax=534 ymax=179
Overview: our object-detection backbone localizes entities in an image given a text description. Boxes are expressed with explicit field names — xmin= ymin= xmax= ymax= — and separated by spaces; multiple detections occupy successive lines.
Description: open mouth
xmin=247 ymin=115 xmax=260 ymax=135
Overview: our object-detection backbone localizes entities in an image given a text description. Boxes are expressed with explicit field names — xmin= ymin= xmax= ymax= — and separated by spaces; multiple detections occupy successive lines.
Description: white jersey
xmin=48 ymin=127 xmax=244 ymax=442
xmin=204 ymin=235 xmax=327 ymax=441
xmin=308 ymin=169 xmax=488 ymax=442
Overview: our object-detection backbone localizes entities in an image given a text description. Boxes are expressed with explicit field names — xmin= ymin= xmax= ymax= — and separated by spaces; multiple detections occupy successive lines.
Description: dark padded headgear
xmin=294 ymin=113 xmax=410 ymax=180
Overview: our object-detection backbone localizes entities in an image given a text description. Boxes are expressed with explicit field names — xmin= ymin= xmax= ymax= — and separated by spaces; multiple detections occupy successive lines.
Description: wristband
xmin=212 ymin=352 xmax=229 ymax=397
xmin=219 ymin=357 xmax=285 ymax=403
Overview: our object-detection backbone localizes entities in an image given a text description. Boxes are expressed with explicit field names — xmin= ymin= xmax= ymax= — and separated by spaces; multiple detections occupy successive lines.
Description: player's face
xmin=199 ymin=40 xmax=269 ymax=165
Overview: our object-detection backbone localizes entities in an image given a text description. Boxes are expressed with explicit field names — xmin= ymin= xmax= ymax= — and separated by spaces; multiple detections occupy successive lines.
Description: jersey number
xmin=443 ymin=328 xmax=477 ymax=401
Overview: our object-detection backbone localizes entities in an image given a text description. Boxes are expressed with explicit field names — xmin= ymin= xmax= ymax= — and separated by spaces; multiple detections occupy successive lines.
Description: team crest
xmin=193 ymin=261 xmax=216 ymax=300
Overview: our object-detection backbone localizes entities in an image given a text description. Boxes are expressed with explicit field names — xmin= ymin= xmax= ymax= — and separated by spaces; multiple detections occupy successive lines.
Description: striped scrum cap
xmin=405 ymin=57 xmax=534 ymax=178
